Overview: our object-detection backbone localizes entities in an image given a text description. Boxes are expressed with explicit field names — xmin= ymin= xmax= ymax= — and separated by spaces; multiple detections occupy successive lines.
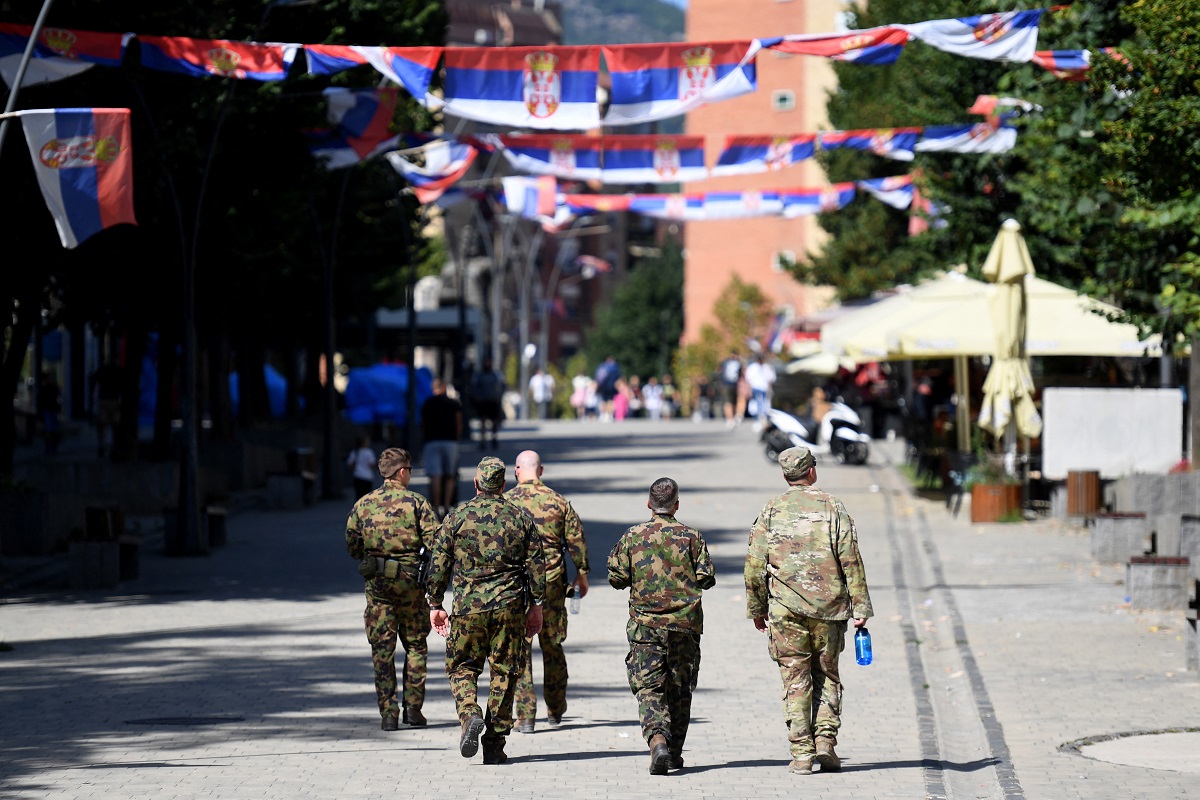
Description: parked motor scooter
xmin=759 ymin=401 xmax=871 ymax=465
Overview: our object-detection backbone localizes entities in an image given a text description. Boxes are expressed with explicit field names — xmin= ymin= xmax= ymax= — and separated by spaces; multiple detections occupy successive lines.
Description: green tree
xmin=584 ymin=240 xmax=683 ymax=380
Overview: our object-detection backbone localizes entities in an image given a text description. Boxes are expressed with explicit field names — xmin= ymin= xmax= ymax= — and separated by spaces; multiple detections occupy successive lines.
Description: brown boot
xmin=380 ymin=711 xmax=399 ymax=731
xmin=459 ymin=714 xmax=485 ymax=758
xmin=788 ymin=755 xmax=814 ymax=775
xmin=649 ymin=734 xmax=670 ymax=775
xmin=403 ymin=706 xmax=426 ymax=727
xmin=815 ymin=737 xmax=841 ymax=772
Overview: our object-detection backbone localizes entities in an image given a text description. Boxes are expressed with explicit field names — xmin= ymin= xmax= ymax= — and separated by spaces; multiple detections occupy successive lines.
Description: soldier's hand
xmin=575 ymin=573 xmax=590 ymax=598
xmin=431 ymin=608 xmax=450 ymax=637
xmin=525 ymin=605 xmax=543 ymax=637
xmin=753 ymin=616 xmax=768 ymax=632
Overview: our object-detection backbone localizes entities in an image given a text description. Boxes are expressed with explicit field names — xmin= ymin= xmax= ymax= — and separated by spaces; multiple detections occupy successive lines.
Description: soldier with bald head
xmin=505 ymin=449 xmax=590 ymax=733
xmin=744 ymin=446 xmax=874 ymax=776
xmin=345 ymin=447 xmax=439 ymax=731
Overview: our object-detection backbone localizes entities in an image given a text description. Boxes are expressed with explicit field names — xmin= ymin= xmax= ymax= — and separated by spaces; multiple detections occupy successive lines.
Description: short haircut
xmin=648 ymin=477 xmax=679 ymax=514
xmin=378 ymin=447 xmax=411 ymax=479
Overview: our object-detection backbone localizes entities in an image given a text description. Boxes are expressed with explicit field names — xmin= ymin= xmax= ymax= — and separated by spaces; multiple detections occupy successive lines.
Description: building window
xmin=771 ymin=90 xmax=796 ymax=112
xmin=773 ymin=250 xmax=796 ymax=273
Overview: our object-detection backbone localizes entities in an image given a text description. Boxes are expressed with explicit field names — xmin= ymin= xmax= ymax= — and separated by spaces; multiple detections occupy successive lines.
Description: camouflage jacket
xmin=744 ymin=485 xmax=874 ymax=622
xmin=607 ymin=513 xmax=715 ymax=634
xmin=505 ymin=479 xmax=589 ymax=586
xmin=345 ymin=482 xmax=439 ymax=600
xmin=426 ymin=494 xmax=547 ymax=616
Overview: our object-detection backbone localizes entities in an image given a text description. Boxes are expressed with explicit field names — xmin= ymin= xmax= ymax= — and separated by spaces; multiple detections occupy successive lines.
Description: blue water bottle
xmin=854 ymin=627 xmax=873 ymax=666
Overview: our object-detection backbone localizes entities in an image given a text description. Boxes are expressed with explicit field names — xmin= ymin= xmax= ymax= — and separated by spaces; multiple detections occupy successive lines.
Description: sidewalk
xmin=1 ymin=420 xmax=1197 ymax=799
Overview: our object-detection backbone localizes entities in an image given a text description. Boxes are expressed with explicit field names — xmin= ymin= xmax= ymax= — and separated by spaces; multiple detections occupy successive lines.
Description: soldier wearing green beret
xmin=744 ymin=445 xmax=874 ymax=776
xmin=608 ymin=477 xmax=715 ymax=775
xmin=345 ymin=447 xmax=438 ymax=731
xmin=427 ymin=456 xmax=547 ymax=765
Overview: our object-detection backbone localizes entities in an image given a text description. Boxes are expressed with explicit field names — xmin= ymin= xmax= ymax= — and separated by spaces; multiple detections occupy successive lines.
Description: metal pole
xmin=0 ymin=0 xmax=56 ymax=160
xmin=320 ymin=166 xmax=353 ymax=500
xmin=518 ymin=228 xmax=545 ymax=421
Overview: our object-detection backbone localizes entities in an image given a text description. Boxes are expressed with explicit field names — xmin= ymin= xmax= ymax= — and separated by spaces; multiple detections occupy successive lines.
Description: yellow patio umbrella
xmin=977 ymin=219 xmax=1042 ymax=439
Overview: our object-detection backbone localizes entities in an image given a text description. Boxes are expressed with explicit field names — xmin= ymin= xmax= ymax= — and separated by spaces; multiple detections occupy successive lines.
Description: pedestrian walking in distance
xmin=744 ymin=445 xmax=874 ymax=775
xmin=344 ymin=447 xmax=438 ymax=731
xmin=426 ymin=457 xmax=546 ymax=765
xmin=607 ymin=477 xmax=715 ymax=775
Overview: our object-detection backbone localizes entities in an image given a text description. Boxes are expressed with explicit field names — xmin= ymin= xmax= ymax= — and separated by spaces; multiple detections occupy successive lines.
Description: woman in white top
xmin=347 ymin=435 xmax=377 ymax=499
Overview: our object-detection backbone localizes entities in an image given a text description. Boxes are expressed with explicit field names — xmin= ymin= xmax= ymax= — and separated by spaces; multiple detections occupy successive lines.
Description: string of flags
xmin=1 ymin=8 xmax=1100 ymax=131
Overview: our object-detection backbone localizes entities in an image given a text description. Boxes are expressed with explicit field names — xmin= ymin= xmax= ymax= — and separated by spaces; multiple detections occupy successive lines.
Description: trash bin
xmin=1067 ymin=470 xmax=1100 ymax=516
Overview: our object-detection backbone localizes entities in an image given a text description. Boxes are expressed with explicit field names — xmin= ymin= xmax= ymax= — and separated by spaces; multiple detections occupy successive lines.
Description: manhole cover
xmin=126 ymin=716 xmax=244 ymax=726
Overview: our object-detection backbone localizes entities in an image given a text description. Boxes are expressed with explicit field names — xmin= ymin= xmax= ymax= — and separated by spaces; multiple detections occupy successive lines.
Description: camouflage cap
xmin=475 ymin=456 xmax=506 ymax=492
xmin=378 ymin=447 xmax=408 ymax=479
xmin=779 ymin=446 xmax=815 ymax=480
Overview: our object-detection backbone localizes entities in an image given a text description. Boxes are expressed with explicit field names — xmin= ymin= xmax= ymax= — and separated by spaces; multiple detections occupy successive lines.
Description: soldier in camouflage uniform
xmin=607 ymin=477 xmax=715 ymax=776
xmin=344 ymin=447 xmax=439 ymax=731
xmin=744 ymin=445 xmax=874 ymax=776
xmin=427 ymin=456 xmax=547 ymax=765
xmin=506 ymin=449 xmax=590 ymax=733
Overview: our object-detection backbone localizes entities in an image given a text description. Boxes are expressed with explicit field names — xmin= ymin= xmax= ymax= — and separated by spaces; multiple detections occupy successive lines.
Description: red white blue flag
xmin=712 ymin=135 xmax=817 ymax=177
xmin=443 ymin=46 xmax=600 ymax=130
xmin=914 ymin=122 xmax=1017 ymax=154
xmin=490 ymin=134 xmax=603 ymax=181
xmin=0 ymin=24 xmax=128 ymax=87
xmin=902 ymin=9 xmax=1045 ymax=63
xmin=601 ymin=135 xmax=708 ymax=184
xmin=304 ymin=44 xmax=441 ymax=103
xmin=18 ymin=108 xmax=136 ymax=249
xmin=602 ymin=41 xmax=757 ymax=126
xmin=857 ymin=175 xmax=914 ymax=210
xmin=1031 ymin=50 xmax=1090 ymax=81
xmin=780 ymin=184 xmax=856 ymax=218
xmin=138 ymin=36 xmax=299 ymax=81
xmin=818 ymin=128 xmax=920 ymax=161
xmin=756 ymin=27 xmax=909 ymax=65
xmin=387 ymin=139 xmax=478 ymax=204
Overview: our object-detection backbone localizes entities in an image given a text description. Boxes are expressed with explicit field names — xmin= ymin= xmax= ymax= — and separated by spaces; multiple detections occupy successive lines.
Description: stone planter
xmin=0 ymin=489 xmax=48 ymax=556
xmin=970 ymin=484 xmax=1021 ymax=523
xmin=1125 ymin=556 xmax=1190 ymax=610
xmin=1092 ymin=512 xmax=1149 ymax=564
xmin=69 ymin=540 xmax=120 ymax=590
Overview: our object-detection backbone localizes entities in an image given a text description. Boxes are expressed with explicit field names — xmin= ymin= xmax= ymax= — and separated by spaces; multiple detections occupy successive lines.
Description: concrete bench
xmin=1092 ymin=513 xmax=1149 ymax=563
xmin=1126 ymin=556 xmax=1190 ymax=610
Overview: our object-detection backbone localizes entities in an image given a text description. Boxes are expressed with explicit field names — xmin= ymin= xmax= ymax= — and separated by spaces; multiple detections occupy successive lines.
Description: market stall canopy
xmin=785 ymin=350 xmax=859 ymax=376
xmin=820 ymin=271 xmax=989 ymax=361
xmin=887 ymin=275 xmax=1162 ymax=359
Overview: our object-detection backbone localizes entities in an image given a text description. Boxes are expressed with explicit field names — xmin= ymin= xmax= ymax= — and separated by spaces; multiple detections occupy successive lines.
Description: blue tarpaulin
xmin=343 ymin=363 xmax=433 ymax=426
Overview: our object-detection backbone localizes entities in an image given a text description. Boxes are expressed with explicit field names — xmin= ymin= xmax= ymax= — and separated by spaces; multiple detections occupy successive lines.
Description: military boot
xmin=380 ymin=711 xmax=399 ymax=731
xmin=482 ymin=741 xmax=508 ymax=765
xmin=815 ymin=737 xmax=841 ymax=772
xmin=649 ymin=734 xmax=670 ymax=775
xmin=403 ymin=706 xmax=426 ymax=727
xmin=668 ymin=750 xmax=685 ymax=770
xmin=459 ymin=714 xmax=485 ymax=758
xmin=788 ymin=756 xmax=815 ymax=775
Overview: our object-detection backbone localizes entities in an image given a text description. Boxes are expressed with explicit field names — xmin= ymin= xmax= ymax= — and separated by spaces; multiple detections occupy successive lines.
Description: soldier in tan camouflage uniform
xmin=427 ymin=456 xmax=547 ymax=765
xmin=345 ymin=447 xmax=438 ymax=731
xmin=744 ymin=445 xmax=874 ymax=776
xmin=506 ymin=449 xmax=590 ymax=733
xmin=607 ymin=477 xmax=715 ymax=776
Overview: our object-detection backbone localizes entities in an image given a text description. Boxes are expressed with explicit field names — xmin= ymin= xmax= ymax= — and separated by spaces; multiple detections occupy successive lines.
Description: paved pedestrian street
xmin=2 ymin=421 xmax=1198 ymax=799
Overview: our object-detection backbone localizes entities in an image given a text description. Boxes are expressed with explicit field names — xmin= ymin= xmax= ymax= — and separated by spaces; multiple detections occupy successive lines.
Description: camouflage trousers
xmin=767 ymin=603 xmax=846 ymax=759
xmin=364 ymin=588 xmax=431 ymax=718
xmin=515 ymin=580 xmax=568 ymax=721
xmin=624 ymin=618 xmax=701 ymax=750
xmin=446 ymin=605 xmax=527 ymax=748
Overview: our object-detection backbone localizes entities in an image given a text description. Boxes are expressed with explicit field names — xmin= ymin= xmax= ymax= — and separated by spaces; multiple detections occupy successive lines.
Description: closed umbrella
xmin=977 ymin=219 xmax=1042 ymax=439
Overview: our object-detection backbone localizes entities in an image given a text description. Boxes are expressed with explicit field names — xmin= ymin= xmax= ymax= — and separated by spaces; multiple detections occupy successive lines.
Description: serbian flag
xmin=902 ymin=9 xmax=1045 ymax=63
xmin=493 ymin=134 xmax=603 ymax=181
xmin=698 ymin=191 xmax=785 ymax=220
xmin=914 ymin=122 xmax=1017 ymax=154
xmin=0 ymin=24 xmax=128 ymax=87
xmin=324 ymin=87 xmax=401 ymax=156
xmin=18 ymin=108 xmax=136 ymax=249
xmin=908 ymin=183 xmax=948 ymax=236
xmin=443 ymin=46 xmax=599 ymax=130
xmin=307 ymin=129 xmax=400 ymax=169
xmin=1031 ymin=50 xmax=1091 ymax=81
xmin=857 ymin=175 xmax=914 ymax=210
xmin=563 ymin=193 xmax=633 ymax=216
xmin=756 ymin=27 xmax=909 ymax=65
xmin=600 ymin=135 xmax=708 ymax=184
xmin=502 ymin=175 xmax=559 ymax=219
xmin=818 ymin=128 xmax=920 ymax=161
xmin=780 ymin=183 xmax=856 ymax=218
xmin=602 ymin=41 xmax=757 ymax=126
xmin=138 ymin=36 xmax=299 ymax=80
xmin=304 ymin=44 xmax=441 ymax=103
xmin=628 ymin=193 xmax=708 ymax=221
xmin=387 ymin=139 xmax=478 ymax=204
xmin=711 ymin=135 xmax=817 ymax=177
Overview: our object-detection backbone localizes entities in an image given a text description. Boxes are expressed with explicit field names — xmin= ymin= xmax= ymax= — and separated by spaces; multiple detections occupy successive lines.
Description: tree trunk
xmin=153 ymin=327 xmax=179 ymax=460
xmin=0 ymin=298 xmax=37 ymax=479
xmin=113 ymin=324 xmax=148 ymax=463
